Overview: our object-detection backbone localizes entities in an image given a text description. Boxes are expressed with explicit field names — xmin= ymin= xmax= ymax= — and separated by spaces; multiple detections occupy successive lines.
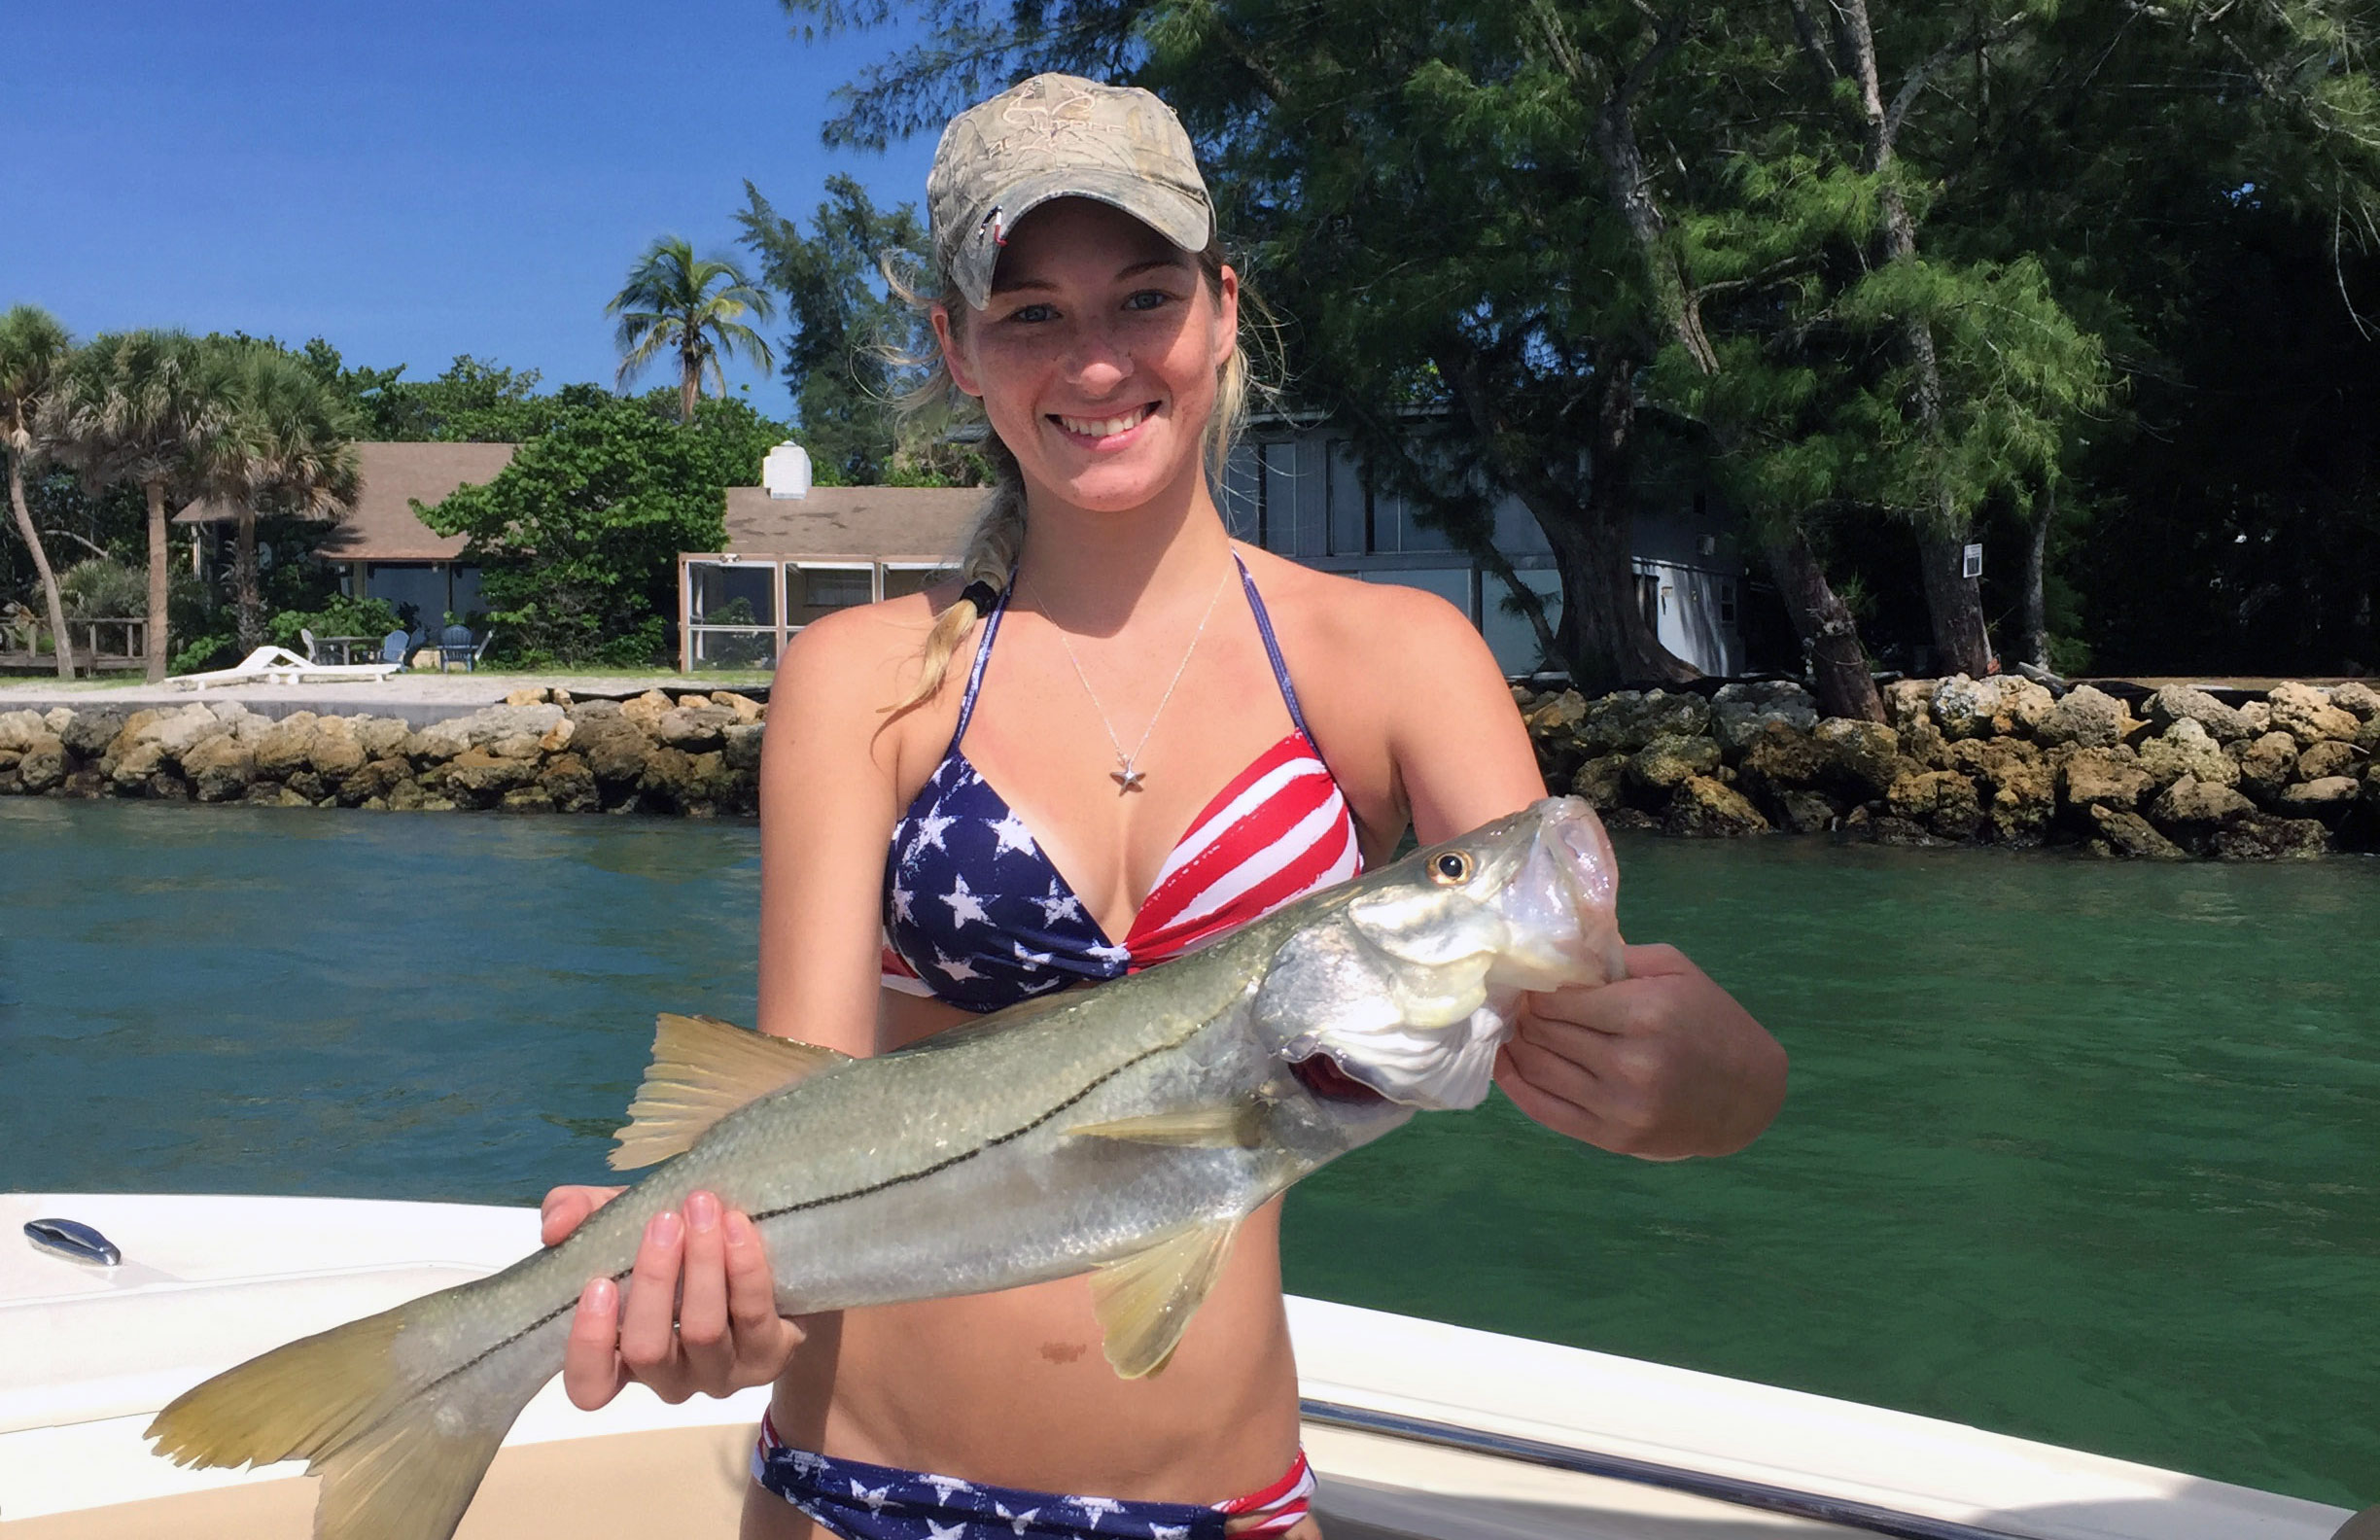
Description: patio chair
xmin=299 ymin=627 xmax=320 ymax=663
xmin=438 ymin=624 xmax=475 ymax=673
xmin=380 ymin=631 xmax=410 ymax=671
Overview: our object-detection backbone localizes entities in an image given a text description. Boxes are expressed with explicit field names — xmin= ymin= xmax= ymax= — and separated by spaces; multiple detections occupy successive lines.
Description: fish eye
xmin=1430 ymin=851 xmax=1472 ymax=886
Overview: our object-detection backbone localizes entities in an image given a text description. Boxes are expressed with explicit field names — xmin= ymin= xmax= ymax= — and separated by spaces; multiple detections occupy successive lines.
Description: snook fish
xmin=147 ymin=796 xmax=1624 ymax=1540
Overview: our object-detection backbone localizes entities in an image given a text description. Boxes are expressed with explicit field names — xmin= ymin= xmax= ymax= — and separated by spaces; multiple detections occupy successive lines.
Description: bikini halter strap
xmin=949 ymin=580 xmax=1010 ymax=745
xmin=1234 ymin=551 xmax=1314 ymax=741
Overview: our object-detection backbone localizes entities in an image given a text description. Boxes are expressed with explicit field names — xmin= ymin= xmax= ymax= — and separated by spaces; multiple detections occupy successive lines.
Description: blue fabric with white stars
xmin=755 ymin=1441 xmax=1227 ymax=1540
xmin=884 ymin=752 xmax=1131 ymax=1013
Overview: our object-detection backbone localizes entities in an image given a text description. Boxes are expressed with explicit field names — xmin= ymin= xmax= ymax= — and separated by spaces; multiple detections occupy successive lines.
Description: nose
xmin=1063 ymin=316 xmax=1134 ymax=397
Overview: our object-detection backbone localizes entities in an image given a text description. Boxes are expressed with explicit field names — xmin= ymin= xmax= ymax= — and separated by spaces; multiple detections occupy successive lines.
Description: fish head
xmin=1254 ymin=796 xmax=1625 ymax=1110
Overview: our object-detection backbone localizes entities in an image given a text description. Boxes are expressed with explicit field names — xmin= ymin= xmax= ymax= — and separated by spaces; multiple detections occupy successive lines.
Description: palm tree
xmin=193 ymin=342 xmax=363 ymax=652
xmin=608 ymin=237 xmax=774 ymax=423
xmin=0 ymin=307 xmax=78 ymax=680
xmin=42 ymin=332 xmax=217 ymax=682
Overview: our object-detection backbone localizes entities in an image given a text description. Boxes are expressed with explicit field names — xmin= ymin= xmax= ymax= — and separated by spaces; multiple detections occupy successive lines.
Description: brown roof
xmin=174 ymin=441 xmax=518 ymax=563
xmin=719 ymin=484 xmax=984 ymax=563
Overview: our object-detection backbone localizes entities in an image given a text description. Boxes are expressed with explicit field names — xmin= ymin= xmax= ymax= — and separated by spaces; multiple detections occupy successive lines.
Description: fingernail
xmin=686 ymin=1191 xmax=718 ymax=1233
xmin=724 ymin=1210 xmax=753 ymax=1246
xmin=648 ymin=1210 xmax=682 ymax=1246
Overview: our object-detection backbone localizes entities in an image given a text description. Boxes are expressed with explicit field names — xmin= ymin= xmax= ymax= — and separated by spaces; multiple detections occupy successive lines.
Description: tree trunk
xmin=235 ymin=506 xmax=263 ymax=654
xmin=2021 ymin=481 xmax=2053 ymax=670
xmin=1763 ymin=522 xmax=1884 ymax=721
xmin=7 ymin=458 xmax=74 ymax=680
xmin=1574 ymin=349 xmax=1699 ymax=688
xmin=680 ymin=346 xmax=699 ymax=425
xmin=1918 ymin=535 xmax=1992 ymax=676
xmin=143 ymin=477 xmax=170 ymax=682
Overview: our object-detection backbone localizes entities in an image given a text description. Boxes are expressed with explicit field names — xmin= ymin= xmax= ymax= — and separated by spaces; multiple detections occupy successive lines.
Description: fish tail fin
xmin=146 ymin=1291 xmax=544 ymax=1540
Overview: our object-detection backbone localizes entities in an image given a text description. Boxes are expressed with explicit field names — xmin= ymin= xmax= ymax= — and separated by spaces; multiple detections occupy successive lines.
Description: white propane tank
xmin=762 ymin=442 xmax=813 ymax=500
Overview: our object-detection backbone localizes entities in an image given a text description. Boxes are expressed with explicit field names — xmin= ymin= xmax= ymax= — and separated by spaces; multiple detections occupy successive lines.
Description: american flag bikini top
xmin=882 ymin=556 xmax=1363 ymax=1014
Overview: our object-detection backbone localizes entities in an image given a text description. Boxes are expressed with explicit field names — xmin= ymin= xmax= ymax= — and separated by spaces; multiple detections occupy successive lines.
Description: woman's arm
xmin=549 ymin=604 xmax=921 ymax=1407
xmin=1374 ymin=589 xmax=1787 ymax=1160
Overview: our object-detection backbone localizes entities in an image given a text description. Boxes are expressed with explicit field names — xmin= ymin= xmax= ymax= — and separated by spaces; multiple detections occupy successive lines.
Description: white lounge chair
xmin=170 ymin=646 xmax=404 ymax=691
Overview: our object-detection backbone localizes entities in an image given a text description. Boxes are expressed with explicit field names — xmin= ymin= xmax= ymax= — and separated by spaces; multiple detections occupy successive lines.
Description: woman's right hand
xmin=541 ymin=1183 xmax=806 ymax=1409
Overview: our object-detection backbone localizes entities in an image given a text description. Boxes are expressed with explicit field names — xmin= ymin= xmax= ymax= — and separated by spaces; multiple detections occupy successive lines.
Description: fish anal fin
xmin=1068 ymin=1102 xmax=1267 ymax=1149
xmin=1089 ymin=1217 xmax=1242 ymax=1380
xmin=610 ymin=1013 xmax=853 ymax=1171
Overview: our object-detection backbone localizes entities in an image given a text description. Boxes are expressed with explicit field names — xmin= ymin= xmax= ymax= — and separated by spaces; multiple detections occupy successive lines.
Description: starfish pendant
xmin=1111 ymin=757 xmax=1146 ymax=792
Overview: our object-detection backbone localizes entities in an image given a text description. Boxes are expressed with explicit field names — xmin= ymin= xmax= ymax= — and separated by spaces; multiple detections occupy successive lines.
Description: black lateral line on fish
xmin=417 ymin=1035 xmax=1191 ymax=1395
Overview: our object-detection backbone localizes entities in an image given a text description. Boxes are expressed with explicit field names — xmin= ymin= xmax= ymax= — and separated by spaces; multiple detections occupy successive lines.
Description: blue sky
xmin=7 ymin=0 xmax=939 ymax=414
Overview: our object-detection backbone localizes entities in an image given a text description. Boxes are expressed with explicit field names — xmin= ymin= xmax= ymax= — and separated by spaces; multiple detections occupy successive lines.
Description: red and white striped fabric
xmin=1123 ymin=731 xmax=1362 ymax=964
xmin=1215 ymin=1447 xmax=1318 ymax=1535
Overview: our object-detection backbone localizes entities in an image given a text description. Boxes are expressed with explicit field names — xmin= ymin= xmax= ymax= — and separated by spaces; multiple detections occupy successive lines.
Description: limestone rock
xmin=18 ymin=734 xmax=67 ymax=792
xmin=504 ymin=686 xmax=550 ymax=706
xmin=1709 ymin=682 xmax=1818 ymax=752
xmin=2147 ymin=685 xmax=2250 ymax=743
xmin=2135 ymin=719 xmax=2239 ymax=790
xmin=138 ymin=704 xmax=231 ymax=761
xmin=715 ymin=691 xmax=764 ymax=725
xmin=307 ymin=719 xmax=368 ymax=778
xmin=110 ymin=740 xmax=169 ymax=788
xmin=551 ymin=687 xmax=574 ymax=707
xmin=2235 ymin=731 xmax=2298 ymax=801
xmin=2239 ymin=701 xmax=2272 ymax=734
xmin=620 ymin=689 xmax=675 ymax=734
xmin=0 ymin=709 xmax=51 ymax=752
xmin=2294 ymin=739 xmax=2356 ymax=783
xmin=1739 ymin=723 xmax=1828 ymax=792
xmin=573 ymin=715 xmax=654 ymax=786
xmin=567 ymin=699 xmax=624 ymax=723
xmin=2276 ymin=776 xmax=2361 ymax=816
xmin=386 ymin=778 xmax=436 ymax=812
xmin=281 ymin=770 xmax=328 ymax=803
xmin=61 ymin=709 xmax=126 ymax=758
xmin=1988 ymin=766 xmax=2055 ymax=845
xmin=538 ymin=718 xmax=575 ymax=754
xmin=1812 ymin=718 xmax=1909 ymax=800
xmin=43 ymin=706 xmax=73 ymax=735
xmin=1946 ymin=735 xmax=2044 ymax=787
xmin=2268 ymin=682 xmax=2358 ymax=746
xmin=354 ymin=717 xmax=410 ymax=759
xmin=252 ymin=714 xmax=323 ymax=777
xmin=500 ymin=787 xmax=555 ymax=813
xmin=1526 ymin=689 xmax=1587 ymax=736
xmin=2211 ymin=813 xmax=2330 ymax=861
xmin=539 ymin=752 xmax=600 ymax=814
xmin=415 ymin=704 xmax=566 ymax=760
xmin=721 ymin=722 xmax=765 ymax=774
xmin=1886 ymin=769 xmax=1983 ymax=840
xmin=1628 ymin=733 xmax=1722 ymax=789
xmin=2330 ymin=680 xmax=2379 ymax=720
xmin=2037 ymin=685 xmax=2135 ymax=750
xmin=1879 ymin=678 xmax=1937 ymax=737
xmin=1770 ymin=789 xmax=1842 ymax=833
xmin=1579 ymin=690 xmax=1710 ymax=754
xmin=656 ymin=705 xmax=736 ymax=752
xmin=182 ymin=736 xmax=256 ymax=802
xmin=2085 ymin=805 xmax=2187 ymax=860
xmin=675 ymin=692 xmax=714 ymax=709
xmin=440 ymin=747 xmax=539 ymax=804
xmin=342 ymin=757 xmax=413 ymax=804
xmin=1666 ymin=775 xmax=1768 ymax=837
xmin=2150 ymin=775 xmax=2254 ymax=830
xmin=1932 ymin=674 xmax=2056 ymax=740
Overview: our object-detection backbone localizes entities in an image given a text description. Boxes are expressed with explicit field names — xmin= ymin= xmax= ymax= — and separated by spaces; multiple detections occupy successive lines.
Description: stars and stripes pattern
xmin=756 ymin=1414 xmax=1319 ymax=1538
xmin=880 ymin=552 xmax=1361 ymax=1015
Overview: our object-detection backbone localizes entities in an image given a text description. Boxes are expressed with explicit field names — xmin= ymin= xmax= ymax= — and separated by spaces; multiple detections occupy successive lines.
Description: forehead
xmin=990 ymin=198 xmax=1193 ymax=291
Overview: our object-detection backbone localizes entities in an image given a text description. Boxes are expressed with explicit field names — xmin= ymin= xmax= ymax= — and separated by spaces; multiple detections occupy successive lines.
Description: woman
xmin=542 ymin=72 xmax=1786 ymax=1540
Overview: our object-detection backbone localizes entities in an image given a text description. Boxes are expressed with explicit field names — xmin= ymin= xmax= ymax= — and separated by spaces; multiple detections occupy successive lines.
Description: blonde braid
xmin=891 ymin=446 xmax=1027 ymax=713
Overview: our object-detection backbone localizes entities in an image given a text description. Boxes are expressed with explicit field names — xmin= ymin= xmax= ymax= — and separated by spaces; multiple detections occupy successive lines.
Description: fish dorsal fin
xmin=1089 ymin=1216 xmax=1242 ymax=1379
xmin=1068 ymin=1102 xmax=1267 ymax=1149
xmin=609 ymin=1014 xmax=852 ymax=1171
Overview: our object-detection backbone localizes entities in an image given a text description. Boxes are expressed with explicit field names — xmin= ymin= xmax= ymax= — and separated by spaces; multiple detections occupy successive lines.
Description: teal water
xmin=2 ymin=800 xmax=2374 ymax=1505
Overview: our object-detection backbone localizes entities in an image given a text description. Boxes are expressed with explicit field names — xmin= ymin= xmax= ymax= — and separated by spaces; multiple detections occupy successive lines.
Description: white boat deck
xmin=0 ymin=1193 xmax=2352 ymax=1539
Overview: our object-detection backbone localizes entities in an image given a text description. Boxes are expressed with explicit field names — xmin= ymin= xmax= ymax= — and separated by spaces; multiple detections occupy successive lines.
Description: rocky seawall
xmin=0 ymin=688 xmax=764 ymax=817
xmin=1521 ymin=676 xmax=2380 ymax=859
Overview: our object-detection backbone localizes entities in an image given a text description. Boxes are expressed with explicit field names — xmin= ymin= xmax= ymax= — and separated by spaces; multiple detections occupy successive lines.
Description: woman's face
xmin=933 ymin=197 xmax=1238 ymax=515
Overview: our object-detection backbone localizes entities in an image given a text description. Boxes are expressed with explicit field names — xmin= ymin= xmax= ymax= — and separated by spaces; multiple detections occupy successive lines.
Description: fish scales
xmin=145 ymin=798 xmax=1625 ymax=1540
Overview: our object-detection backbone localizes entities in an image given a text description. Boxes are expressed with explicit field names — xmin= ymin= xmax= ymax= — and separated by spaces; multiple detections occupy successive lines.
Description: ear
xmin=930 ymin=303 xmax=985 ymax=400
xmin=1211 ymin=263 xmax=1241 ymax=369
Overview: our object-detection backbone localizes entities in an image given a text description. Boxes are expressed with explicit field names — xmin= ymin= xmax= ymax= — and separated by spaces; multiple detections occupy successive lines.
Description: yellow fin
xmin=1068 ymin=1103 xmax=1267 ymax=1149
xmin=1089 ymin=1217 xmax=1242 ymax=1379
xmin=609 ymin=1013 xmax=852 ymax=1171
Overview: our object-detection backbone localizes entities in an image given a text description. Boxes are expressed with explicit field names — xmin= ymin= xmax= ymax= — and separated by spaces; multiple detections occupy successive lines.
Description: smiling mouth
xmin=1051 ymin=403 xmax=1157 ymax=439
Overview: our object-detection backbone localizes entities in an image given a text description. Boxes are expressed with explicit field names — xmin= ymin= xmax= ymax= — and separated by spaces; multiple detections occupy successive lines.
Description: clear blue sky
xmin=6 ymin=0 xmax=939 ymax=415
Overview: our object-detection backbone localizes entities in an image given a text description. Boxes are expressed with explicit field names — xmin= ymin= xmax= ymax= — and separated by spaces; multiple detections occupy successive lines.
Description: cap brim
xmin=950 ymin=168 xmax=1211 ymax=310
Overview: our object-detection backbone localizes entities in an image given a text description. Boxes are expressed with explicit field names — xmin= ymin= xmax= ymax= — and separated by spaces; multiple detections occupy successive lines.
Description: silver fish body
xmin=148 ymin=796 xmax=1624 ymax=1540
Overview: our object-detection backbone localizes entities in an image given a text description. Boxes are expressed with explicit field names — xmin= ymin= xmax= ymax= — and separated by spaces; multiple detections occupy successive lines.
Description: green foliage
xmin=421 ymin=392 xmax=762 ymax=665
xmin=608 ymin=236 xmax=775 ymax=423
xmin=299 ymin=346 xmax=544 ymax=442
xmin=734 ymin=176 xmax=937 ymax=483
xmin=267 ymin=595 xmax=403 ymax=653
xmin=56 ymin=557 xmax=146 ymax=618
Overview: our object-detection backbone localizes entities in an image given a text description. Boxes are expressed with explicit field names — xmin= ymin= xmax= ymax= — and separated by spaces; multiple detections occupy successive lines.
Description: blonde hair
xmin=888 ymin=236 xmax=1259 ymax=714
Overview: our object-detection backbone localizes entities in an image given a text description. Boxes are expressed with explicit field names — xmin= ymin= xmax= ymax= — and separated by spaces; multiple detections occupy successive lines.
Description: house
xmin=676 ymin=445 xmax=983 ymax=671
xmin=174 ymin=441 xmax=516 ymax=634
xmin=1220 ymin=415 xmax=1746 ymax=678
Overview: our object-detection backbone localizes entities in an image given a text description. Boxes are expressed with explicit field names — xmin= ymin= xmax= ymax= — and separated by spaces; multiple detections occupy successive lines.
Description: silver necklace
xmin=1026 ymin=566 xmax=1234 ymax=793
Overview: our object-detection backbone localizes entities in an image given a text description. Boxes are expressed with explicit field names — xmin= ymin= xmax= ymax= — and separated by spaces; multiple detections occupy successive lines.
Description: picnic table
xmin=312 ymin=635 xmax=381 ymax=666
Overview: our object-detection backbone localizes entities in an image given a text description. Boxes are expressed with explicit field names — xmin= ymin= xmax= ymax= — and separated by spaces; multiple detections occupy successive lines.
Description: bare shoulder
xmin=772 ymin=589 xmax=944 ymax=712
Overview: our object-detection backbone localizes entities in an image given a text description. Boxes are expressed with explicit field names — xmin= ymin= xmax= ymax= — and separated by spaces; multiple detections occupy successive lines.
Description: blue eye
xmin=1125 ymin=290 xmax=1172 ymax=312
xmin=1005 ymin=303 xmax=1057 ymax=324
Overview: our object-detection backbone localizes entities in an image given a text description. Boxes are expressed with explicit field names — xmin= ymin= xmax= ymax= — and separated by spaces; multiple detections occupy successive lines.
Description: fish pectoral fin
xmin=609 ymin=1013 xmax=854 ymax=1171
xmin=1088 ymin=1216 xmax=1242 ymax=1380
xmin=1068 ymin=1102 xmax=1267 ymax=1149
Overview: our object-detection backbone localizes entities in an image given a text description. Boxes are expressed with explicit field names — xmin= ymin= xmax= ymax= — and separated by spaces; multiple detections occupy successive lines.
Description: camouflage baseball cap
xmin=928 ymin=73 xmax=1213 ymax=311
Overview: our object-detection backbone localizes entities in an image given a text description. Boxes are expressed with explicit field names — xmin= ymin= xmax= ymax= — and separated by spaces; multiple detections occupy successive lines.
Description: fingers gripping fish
xmin=145 ymin=797 xmax=1625 ymax=1540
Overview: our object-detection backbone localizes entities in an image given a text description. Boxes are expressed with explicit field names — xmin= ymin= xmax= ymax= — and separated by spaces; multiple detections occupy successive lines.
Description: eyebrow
xmin=991 ymin=255 xmax=1195 ymax=296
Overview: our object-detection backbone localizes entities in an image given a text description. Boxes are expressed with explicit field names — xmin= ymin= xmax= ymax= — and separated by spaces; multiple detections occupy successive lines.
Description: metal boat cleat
xmin=22 ymin=1217 xmax=122 ymax=1267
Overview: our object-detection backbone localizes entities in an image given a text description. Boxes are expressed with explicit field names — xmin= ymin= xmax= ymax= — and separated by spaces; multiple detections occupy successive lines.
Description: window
xmin=1718 ymin=579 xmax=1738 ymax=625
xmin=789 ymin=564 xmax=873 ymax=627
xmin=1327 ymin=440 xmax=1368 ymax=556
xmin=882 ymin=565 xmax=956 ymax=602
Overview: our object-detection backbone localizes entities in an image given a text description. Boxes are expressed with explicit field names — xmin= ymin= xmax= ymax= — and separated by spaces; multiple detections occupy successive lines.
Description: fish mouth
xmin=1290 ymin=1051 xmax=1392 ymax=1104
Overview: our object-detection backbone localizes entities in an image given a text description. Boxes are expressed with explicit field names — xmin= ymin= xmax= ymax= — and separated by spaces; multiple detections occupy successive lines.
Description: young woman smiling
xmin=540 ymin=73 xmax=1786 ymax=1540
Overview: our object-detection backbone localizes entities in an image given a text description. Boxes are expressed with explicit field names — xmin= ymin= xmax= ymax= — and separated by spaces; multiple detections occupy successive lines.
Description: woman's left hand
xmin=1494 ymin=943 xmax=1786 ymax=1160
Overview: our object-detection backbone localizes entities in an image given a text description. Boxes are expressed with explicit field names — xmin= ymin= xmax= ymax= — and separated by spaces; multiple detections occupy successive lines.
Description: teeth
xmin=1057 ymin=405 xmax=1151 ymax=438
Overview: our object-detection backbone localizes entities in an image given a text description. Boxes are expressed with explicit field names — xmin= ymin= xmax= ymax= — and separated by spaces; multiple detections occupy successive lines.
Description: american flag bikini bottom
xmin=752 ymin=1413 xmax=1316 ymax=1539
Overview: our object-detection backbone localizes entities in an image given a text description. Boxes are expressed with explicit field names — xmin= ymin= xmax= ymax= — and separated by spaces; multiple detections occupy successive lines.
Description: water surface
xmin=2 ymin=801 xmax=2373 ymax=1505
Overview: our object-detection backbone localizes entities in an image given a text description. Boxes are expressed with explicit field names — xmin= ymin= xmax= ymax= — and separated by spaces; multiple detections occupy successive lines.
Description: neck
xmin=1011 ymin=457 xmax=1237 ymax=634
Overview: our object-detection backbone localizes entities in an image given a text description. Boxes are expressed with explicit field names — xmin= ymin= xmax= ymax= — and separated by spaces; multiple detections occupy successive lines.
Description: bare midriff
xmin=742 ymin=988 xmax=1307 ymax=1538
